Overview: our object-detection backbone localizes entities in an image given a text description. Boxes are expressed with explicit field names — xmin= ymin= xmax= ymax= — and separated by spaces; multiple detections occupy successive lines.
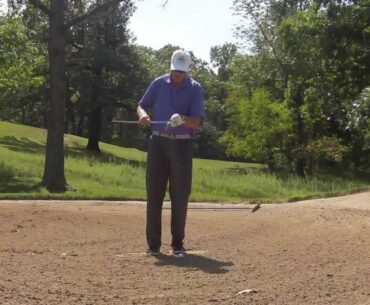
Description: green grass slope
xmin=0 ymin=120 xmax=369 ymax=202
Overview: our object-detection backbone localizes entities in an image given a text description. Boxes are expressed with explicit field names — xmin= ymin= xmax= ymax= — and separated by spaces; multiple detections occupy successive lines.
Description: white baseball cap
xmin=170 ymin=50 xmax=192 ymax=72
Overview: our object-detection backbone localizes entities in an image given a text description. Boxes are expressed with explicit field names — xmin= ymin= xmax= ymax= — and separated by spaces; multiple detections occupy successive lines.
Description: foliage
xmin=305 ymin=135 xmax=349 ymax=175
xmin=210 ymin=42 xmax=238 ymax=81
xmin=221 ymin=88 xmax=293 ymax=169
xmin=231 ymin=0 xmax=370 ymax=175
xmin=0 ymin=16 xmax=46 ymax=123
xmin=193 ymin=121 xmax=225 ymax=160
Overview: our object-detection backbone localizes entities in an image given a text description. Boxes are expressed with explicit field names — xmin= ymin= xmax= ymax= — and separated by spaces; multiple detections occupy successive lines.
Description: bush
xmin=193 ymin=122 xmax=225 ymax=159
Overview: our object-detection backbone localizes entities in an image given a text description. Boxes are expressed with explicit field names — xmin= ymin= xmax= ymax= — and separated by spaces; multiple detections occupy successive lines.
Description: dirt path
xmin=1 ymin=192 xmax=370 ymax=305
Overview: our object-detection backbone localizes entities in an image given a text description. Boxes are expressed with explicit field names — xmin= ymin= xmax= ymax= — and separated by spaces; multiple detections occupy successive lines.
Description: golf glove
xmin=168 ymin=113 xmax=186 ymax=127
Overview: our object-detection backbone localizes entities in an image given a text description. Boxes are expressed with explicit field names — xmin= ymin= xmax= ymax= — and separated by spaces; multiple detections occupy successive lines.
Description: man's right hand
xmin=137 ymin=106 xmax=151 ymax=126
xmin=138 ymin=115 xmax=151 ymax=126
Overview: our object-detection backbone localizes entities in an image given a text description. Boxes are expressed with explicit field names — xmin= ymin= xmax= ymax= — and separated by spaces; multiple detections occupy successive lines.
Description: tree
xmin=210 ymin=42 xmax=238 ymax=82
xmin=25 ymin=0 xmax=133 ymax=191
xmin=0 ymin=16 xmax=46 ymax=123
xmin=221 ymin=88 xmax=293 ymax=169
xmin=346 ymin=87 xmax=370 ymax=173
xmin=231 ymin=0 xmax=370 ymax=175
xmin=193 ymin=121 xmax=225 ymax=159
xmin=64 ymin=1 xmax=135 ymax=152
xmin=278 ymin=1 xmax=370 ymax=174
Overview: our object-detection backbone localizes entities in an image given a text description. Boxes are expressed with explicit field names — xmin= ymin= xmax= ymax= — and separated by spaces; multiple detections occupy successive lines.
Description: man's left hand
xmin=168 ymin=113 xmax=186 ymax=127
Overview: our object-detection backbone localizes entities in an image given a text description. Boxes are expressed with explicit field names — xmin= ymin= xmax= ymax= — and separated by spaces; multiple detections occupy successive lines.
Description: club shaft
xmin=112 ymin=120 xmax=168 ymax=124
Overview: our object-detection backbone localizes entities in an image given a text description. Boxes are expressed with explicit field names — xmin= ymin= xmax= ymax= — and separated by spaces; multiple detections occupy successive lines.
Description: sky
xmin=129 ymin=0 xmax=240 ymax=62
xmin=0 ymin=0 xmax=6 ymax=13
xmin=0 ymin=0 xmax=240 ymax=63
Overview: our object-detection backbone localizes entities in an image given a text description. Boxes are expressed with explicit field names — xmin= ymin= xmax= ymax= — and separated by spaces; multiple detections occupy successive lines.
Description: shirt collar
xmin=165 ymin=74 xmax=191 ymax=88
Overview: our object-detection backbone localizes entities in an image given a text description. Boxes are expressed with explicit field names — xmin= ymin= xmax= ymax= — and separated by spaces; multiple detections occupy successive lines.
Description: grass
xmin=0 ymin=120 xmax=369 ymax=202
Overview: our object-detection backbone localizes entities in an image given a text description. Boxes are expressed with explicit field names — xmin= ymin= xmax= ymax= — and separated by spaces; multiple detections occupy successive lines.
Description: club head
xmin=251 ymin=203 xmax=261 ymax=213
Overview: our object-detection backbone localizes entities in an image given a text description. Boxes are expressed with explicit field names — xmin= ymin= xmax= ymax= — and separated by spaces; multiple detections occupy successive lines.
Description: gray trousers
xmin=146 ymin=135 xmax=193 ymax=249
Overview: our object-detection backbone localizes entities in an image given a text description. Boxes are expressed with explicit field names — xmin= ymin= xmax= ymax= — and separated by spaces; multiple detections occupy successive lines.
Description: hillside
xmin=0 ymin=121 xmax=368 ymax=201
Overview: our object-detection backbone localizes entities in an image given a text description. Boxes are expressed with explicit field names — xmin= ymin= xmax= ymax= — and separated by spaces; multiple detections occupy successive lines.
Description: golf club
xmin=112 ymin=120 xmax=168 ymax=125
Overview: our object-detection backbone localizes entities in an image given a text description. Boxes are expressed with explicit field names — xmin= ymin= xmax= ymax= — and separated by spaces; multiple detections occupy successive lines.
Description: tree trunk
xmin=295 ymin=156 xmax=306 ymax=177
xmin=66 ymin=95 xmax=76 ymax=134
xmin=86 ymin=97 xmax=102 ymax=153
xmin=77 ymin=110 xmax=85 ymax=136
xmin=42 ymin=0 xmax=67 ymax=192
xmin=86 ymin=69 xmax=103 ymax=153
xmin=293 ymin=86 xmax=306 ymax=177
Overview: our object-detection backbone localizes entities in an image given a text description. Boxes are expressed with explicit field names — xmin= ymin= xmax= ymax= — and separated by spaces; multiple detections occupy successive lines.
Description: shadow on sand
xmin=153 ymin=253 xmax=233 ymax=274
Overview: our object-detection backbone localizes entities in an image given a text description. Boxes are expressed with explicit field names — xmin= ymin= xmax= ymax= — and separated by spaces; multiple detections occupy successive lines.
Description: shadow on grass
xmin=0 ymin=179 xmax=42 ymax=193
xmin=225 ymin=166 xmax=266 ymax=174
xmin=65 ymin=148 xmax=146 ymax=168
xmin=153 ymin=253 xmax=233 ymax=274
xmin=0 ymin=136 xmax=146 ymax=168
xmin=0 ymin=136 xmax=46 ymax=154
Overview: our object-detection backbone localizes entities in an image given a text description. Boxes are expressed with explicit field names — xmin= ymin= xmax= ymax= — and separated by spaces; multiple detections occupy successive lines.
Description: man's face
xmin=170 ymin=70 xmax=187 ymax=85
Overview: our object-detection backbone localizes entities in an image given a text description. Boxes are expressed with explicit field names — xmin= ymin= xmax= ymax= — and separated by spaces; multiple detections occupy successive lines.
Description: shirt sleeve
xmin=189 ymin=84 xmax=206 ymax=118
xmin=139 ymin=80 xmax=156 ymax=110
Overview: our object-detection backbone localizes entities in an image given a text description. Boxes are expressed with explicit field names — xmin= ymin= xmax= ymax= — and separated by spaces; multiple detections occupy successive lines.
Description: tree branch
xmin=66 ymin=0 xmax=123 ymax=28
xmin=250 ymin=14 xmax=285 ymax=73
xmin=28 ymin=0 xmax=50 ymax=16
xmin=161 ymin=0 xmax=169 ymax=9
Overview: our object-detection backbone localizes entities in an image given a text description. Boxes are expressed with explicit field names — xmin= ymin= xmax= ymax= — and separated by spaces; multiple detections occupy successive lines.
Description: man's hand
xmin=138 ymin=115 xmax=151 ymax=126
xmin=137 ymin=106 xmax=151 ymax=126
xmin=168 ymin=113 xmax=186 ymax=127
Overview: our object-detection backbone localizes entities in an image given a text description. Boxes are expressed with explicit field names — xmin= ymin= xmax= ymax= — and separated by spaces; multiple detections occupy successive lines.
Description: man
xmin=137 ymin=50 xmax=205 ymax=256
